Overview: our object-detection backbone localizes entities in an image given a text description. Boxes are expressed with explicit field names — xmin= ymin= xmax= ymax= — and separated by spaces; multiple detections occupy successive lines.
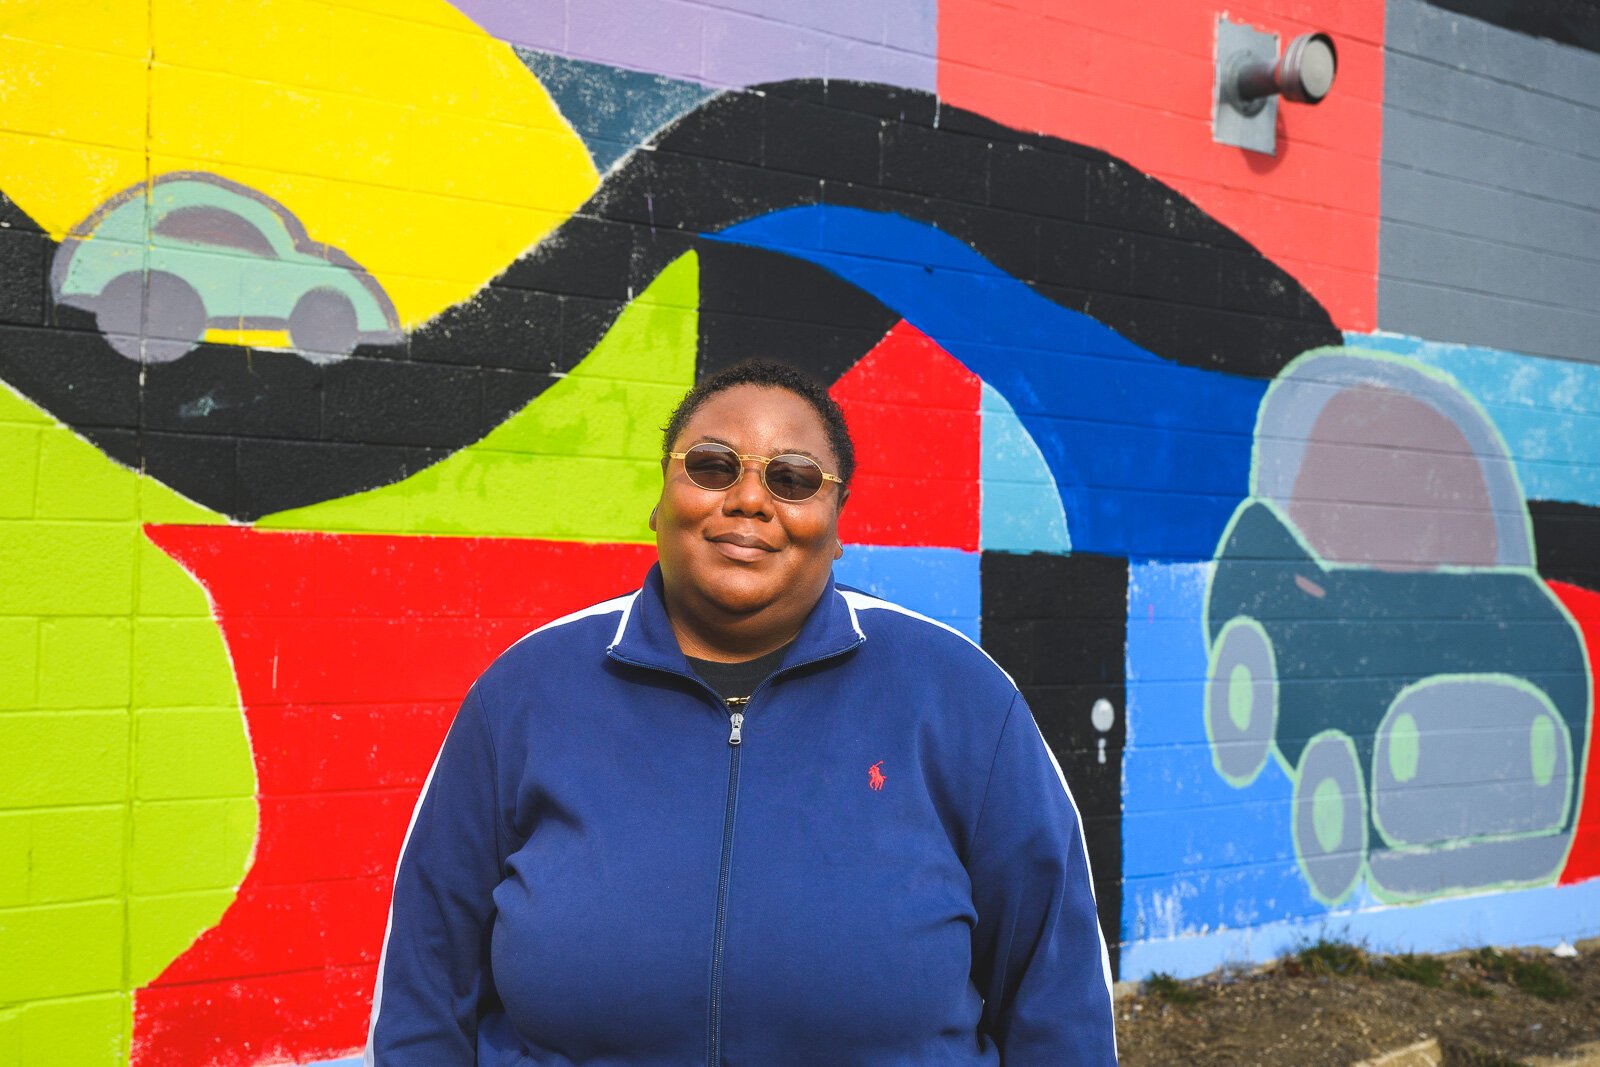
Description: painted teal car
xmin=52 ymin=171 xmax=402 ymax=363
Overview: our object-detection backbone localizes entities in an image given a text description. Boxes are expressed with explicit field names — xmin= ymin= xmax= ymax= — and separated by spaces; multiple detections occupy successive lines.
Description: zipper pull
xmin=725 ymin=696 xmax=749 ymax=745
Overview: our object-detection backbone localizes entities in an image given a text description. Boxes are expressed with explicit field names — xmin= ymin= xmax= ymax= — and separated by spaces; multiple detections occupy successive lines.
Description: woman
xmin=366 ymin=360 xmax=1118 ymax=1064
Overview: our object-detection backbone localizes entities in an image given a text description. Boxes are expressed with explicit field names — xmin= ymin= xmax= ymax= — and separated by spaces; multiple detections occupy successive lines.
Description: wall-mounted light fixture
xmin=1213 ymin=17 xmax=1338 ymax=155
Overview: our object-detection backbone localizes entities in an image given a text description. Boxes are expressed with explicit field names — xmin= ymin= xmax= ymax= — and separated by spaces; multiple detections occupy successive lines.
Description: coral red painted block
xmin=135 ymin=963 xmax=376 ymax=1067
xmin=137 ymin=527 xmax=658 ymax=1066
xmin=1552 ymin=580 xmax=1600 ymax=886
xmin=833 ymin=321 xmax=980 ymax=549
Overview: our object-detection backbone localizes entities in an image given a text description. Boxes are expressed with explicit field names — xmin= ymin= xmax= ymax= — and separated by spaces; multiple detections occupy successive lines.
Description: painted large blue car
xmin=52 ymin=172 xmax=402 ymax=363
xmin=1203 ymin=350 xmax=1591 ymax=905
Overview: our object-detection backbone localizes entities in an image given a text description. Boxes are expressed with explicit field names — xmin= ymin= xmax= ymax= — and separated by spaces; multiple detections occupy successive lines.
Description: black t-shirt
xmin=685 ymin=642 xmax=791 ymax=702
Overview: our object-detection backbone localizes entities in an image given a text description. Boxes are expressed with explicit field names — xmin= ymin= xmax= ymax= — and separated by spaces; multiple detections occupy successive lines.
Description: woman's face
xmin=654 ymin=384 xmax=845 ymax=655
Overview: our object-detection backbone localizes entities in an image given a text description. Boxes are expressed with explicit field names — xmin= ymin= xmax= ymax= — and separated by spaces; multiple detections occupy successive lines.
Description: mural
xmin=1203 ymin=351 xmax=1589 ymax=905
xmin=1 ymin=0 xmax=1597 ymax=1063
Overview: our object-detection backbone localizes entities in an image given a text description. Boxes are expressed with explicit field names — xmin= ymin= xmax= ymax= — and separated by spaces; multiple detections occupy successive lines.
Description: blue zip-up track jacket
xmin=366 ymin=567 xmax=1117 ymax=1065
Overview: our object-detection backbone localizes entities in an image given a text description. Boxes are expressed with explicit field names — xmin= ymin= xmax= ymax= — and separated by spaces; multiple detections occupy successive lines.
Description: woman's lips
xmin=708 ymin=533 xmax=777 ymax=562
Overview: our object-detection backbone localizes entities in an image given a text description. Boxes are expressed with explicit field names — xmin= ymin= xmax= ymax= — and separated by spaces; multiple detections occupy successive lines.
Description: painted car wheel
xmin=289 ymin=288 xmax=359 ymax=361
xmin=1292 ymin=730 xmax=1368 ymax=905
xmin=94 ymin=270 xmax=205 ymax=364
xmin=1205 ymin=617 xmax=1278 ymax=785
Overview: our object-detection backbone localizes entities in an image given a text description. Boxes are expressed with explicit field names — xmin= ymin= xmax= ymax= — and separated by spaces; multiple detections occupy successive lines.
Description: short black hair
xmin=662 ymin=360 xmax=856 ymax=486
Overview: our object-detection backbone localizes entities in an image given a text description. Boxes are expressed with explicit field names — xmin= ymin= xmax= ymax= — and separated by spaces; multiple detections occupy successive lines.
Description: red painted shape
xmin=832 ymin=320 xmax=981 ymax=549
xmin=136 ymin=526 xmax=657 ymax=1066
xmin=938 ymin=0 xmax=1383 ymax=330
xmin=134 ymin=964 xmax=377 ymax=1067
xmin=1552 ymin=580 xmax=1600 ymax=885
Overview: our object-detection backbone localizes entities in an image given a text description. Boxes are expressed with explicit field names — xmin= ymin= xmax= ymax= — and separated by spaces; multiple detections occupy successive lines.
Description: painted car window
xmin=1288 ymin=385 xmax=1500 ymax=570
xmin=153 ymin=205 xmax=279 ymax=259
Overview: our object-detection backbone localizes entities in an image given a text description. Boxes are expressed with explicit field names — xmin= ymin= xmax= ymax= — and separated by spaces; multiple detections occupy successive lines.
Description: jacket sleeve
xmin=968 ymin=693 xmax=1119 ymax=1065
xmin=366 ymin=686 xmax=506 ymax=1065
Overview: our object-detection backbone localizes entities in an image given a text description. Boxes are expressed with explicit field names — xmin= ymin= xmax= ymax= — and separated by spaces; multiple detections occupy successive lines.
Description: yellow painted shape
xmin=0 ymin=0 xmax=598 ymax=328
xmin=261 ymin=253 xmax=700 ymax=539
xmin=201 ymin=328 xmax=291 ymax=349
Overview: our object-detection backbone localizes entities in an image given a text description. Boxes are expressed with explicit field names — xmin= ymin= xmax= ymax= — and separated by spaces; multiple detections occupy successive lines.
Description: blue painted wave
xmin=709 ymin=206 xmax=1268 ymax=561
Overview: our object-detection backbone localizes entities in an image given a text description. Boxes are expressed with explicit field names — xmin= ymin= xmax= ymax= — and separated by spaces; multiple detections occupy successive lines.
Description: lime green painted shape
xmin=39 ymin=617 xmax=131 ymax=708
xmin=1388 ymin=712 xmax=1420 ymax=784
xmin=0 ymin=900 xmax=124 ymax=1001
xmin=0 ymin=617 xmax=38 ymax=710
xmin=260 ymin=252 xmax=700 ymax=538
xmin=0 ymin=424 xmax=40 ymax=519
xmin=129 ymin=798 xmax=256 ymax=894
xmin=0 ymin=815 xmax=24 ymax=907
xmin=0 ymin=384 xmax=248 ymax=1051
xmin=136 ymin=709 xmax=258 ymax=800
xmin=135 ymin=537 xmax=216 ymax=617
xmin=128 ymin=888 xmax=238 ymax=986
xmin=0 ymin=807 xmax=125 ymax=905
xmin=132 ymin=617 xmax=240 ymax=708
xmin=0 ymin=712 xmax=129 ymax=807
xmin=1312 ymin=777 xmax=1344 ymax=853
xmin=35 ymin=432 xmax=139 ymax=522
xmin=1227 ymin=663 xmax=1253 ymax=731
xmin=0 ymin=993 xmax=129 ymax=1067
xmin=0 ymin=522 xmax=138 ymax=617
xmin=1531 ymin=715 xmax=1558 ymax=788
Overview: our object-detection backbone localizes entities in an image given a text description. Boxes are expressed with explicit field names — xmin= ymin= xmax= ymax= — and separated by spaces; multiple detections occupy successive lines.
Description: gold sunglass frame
xmin=668 ymin=443 xmax=844 ymax=501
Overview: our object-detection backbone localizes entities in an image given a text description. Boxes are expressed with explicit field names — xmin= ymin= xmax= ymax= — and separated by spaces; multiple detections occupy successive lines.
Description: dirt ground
xmin=1115 ymin=938 xmax=1600 ymax=1066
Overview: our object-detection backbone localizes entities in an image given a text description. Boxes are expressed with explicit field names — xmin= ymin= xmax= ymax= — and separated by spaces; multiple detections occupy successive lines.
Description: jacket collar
xmin=607 ymin=563 xmax=865 ymax=678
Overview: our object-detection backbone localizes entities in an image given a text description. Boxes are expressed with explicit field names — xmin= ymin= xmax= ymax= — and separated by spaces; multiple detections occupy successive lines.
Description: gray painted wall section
xmin=1380 ymin=0 xmax=1600 ymax=364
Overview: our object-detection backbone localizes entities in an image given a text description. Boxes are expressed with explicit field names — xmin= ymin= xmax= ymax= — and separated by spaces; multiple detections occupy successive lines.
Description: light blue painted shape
xmin=302 ymin=1057 xmax=362 ymax=1066
xmin=832 ymin=545 xmax=981 ymax=643
xmin=1346 ymin=331 xmax=1600 ymax=507
xmin=711 ymin=207 xmax=1269 ymax=562
xmin=980 ymin=382 xmax=1070 ymax=554
xmin=513 ymin=49 xmax=714 ymax=171
xmin=1123 ymin=876 xmax=1600 ymax=980
xmin=1121 ymin=560 xmax=1326 ymax=950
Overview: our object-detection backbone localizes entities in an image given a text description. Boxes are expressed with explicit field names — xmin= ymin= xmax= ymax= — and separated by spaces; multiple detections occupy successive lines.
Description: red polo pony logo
xmin=868 ymin=761 xmax=886 ymax=791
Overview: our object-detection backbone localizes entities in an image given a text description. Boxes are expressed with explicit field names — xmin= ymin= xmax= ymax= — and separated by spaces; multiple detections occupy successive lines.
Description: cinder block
xmin=131 ymin=617 xmax=236 ymax=709
xmin=34 ymin=433 xmax=139 ymax=522
xmin=135 ymin=707 xmax=256 ymax=800
xmin=133 ymin=537 xmax=215 ymax=618
xmin=0 ymin=711 xmax=129 ymax=807
xmin=0 ymin=424 xmax=40 ymax=518
xmin=0 ymin=991 xmax=129 ymax=1067
xmin=0 ymin=617 xmax=38 ymax=710
xmin=0 ymin=522 xmax=137 ymax=617
xmin=127 ymin=886 xmax=239 ymax=987
xmin=39 ymin=617 xmax=131 ymax=709
xmin=0 ymin=813 xmax=25 ymax=907
xmin=23 ymin=806 xmax=126 ymax=904
xmin=129 ymin=797 xmax=256 ymax=894
xmin=0 ymin=899 xmax=124 ymax=1001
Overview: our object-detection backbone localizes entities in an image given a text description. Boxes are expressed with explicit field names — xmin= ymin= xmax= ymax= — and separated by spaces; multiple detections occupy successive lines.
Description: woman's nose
xmin=723 ymin=460 xmax=774 ymax=514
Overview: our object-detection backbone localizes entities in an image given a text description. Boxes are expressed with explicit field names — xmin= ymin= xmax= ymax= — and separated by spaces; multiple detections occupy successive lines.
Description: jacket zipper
xmin=708 ymin=694 xmax=748 ymax=1066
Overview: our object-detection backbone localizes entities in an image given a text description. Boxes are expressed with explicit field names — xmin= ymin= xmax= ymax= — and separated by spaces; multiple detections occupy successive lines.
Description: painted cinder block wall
xmin=1 ymin=0 xmax=1596 ymax=1062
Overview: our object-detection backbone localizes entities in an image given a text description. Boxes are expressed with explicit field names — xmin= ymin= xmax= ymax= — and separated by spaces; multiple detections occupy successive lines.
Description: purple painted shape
xmin=880 ymin=0 xmax=938 ymax=55
xmin=702 ymin=9 xmax=830 ymax=87
xmin=705 ymin=0 xmax=885 ymax=44
xmin=566 ymin=0 xmax=707 ymax=81
xmin=449 ymin=0 xmax=936 ymax=90
xmin=826 ymin=37 xmax=939 ymax=88
xmin=451 ymin=1 xmax=566 ymax=51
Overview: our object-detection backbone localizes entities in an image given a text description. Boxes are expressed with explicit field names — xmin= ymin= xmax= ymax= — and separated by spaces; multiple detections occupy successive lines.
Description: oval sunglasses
xmin=669 ymin=441 xmax=843 ymax=502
